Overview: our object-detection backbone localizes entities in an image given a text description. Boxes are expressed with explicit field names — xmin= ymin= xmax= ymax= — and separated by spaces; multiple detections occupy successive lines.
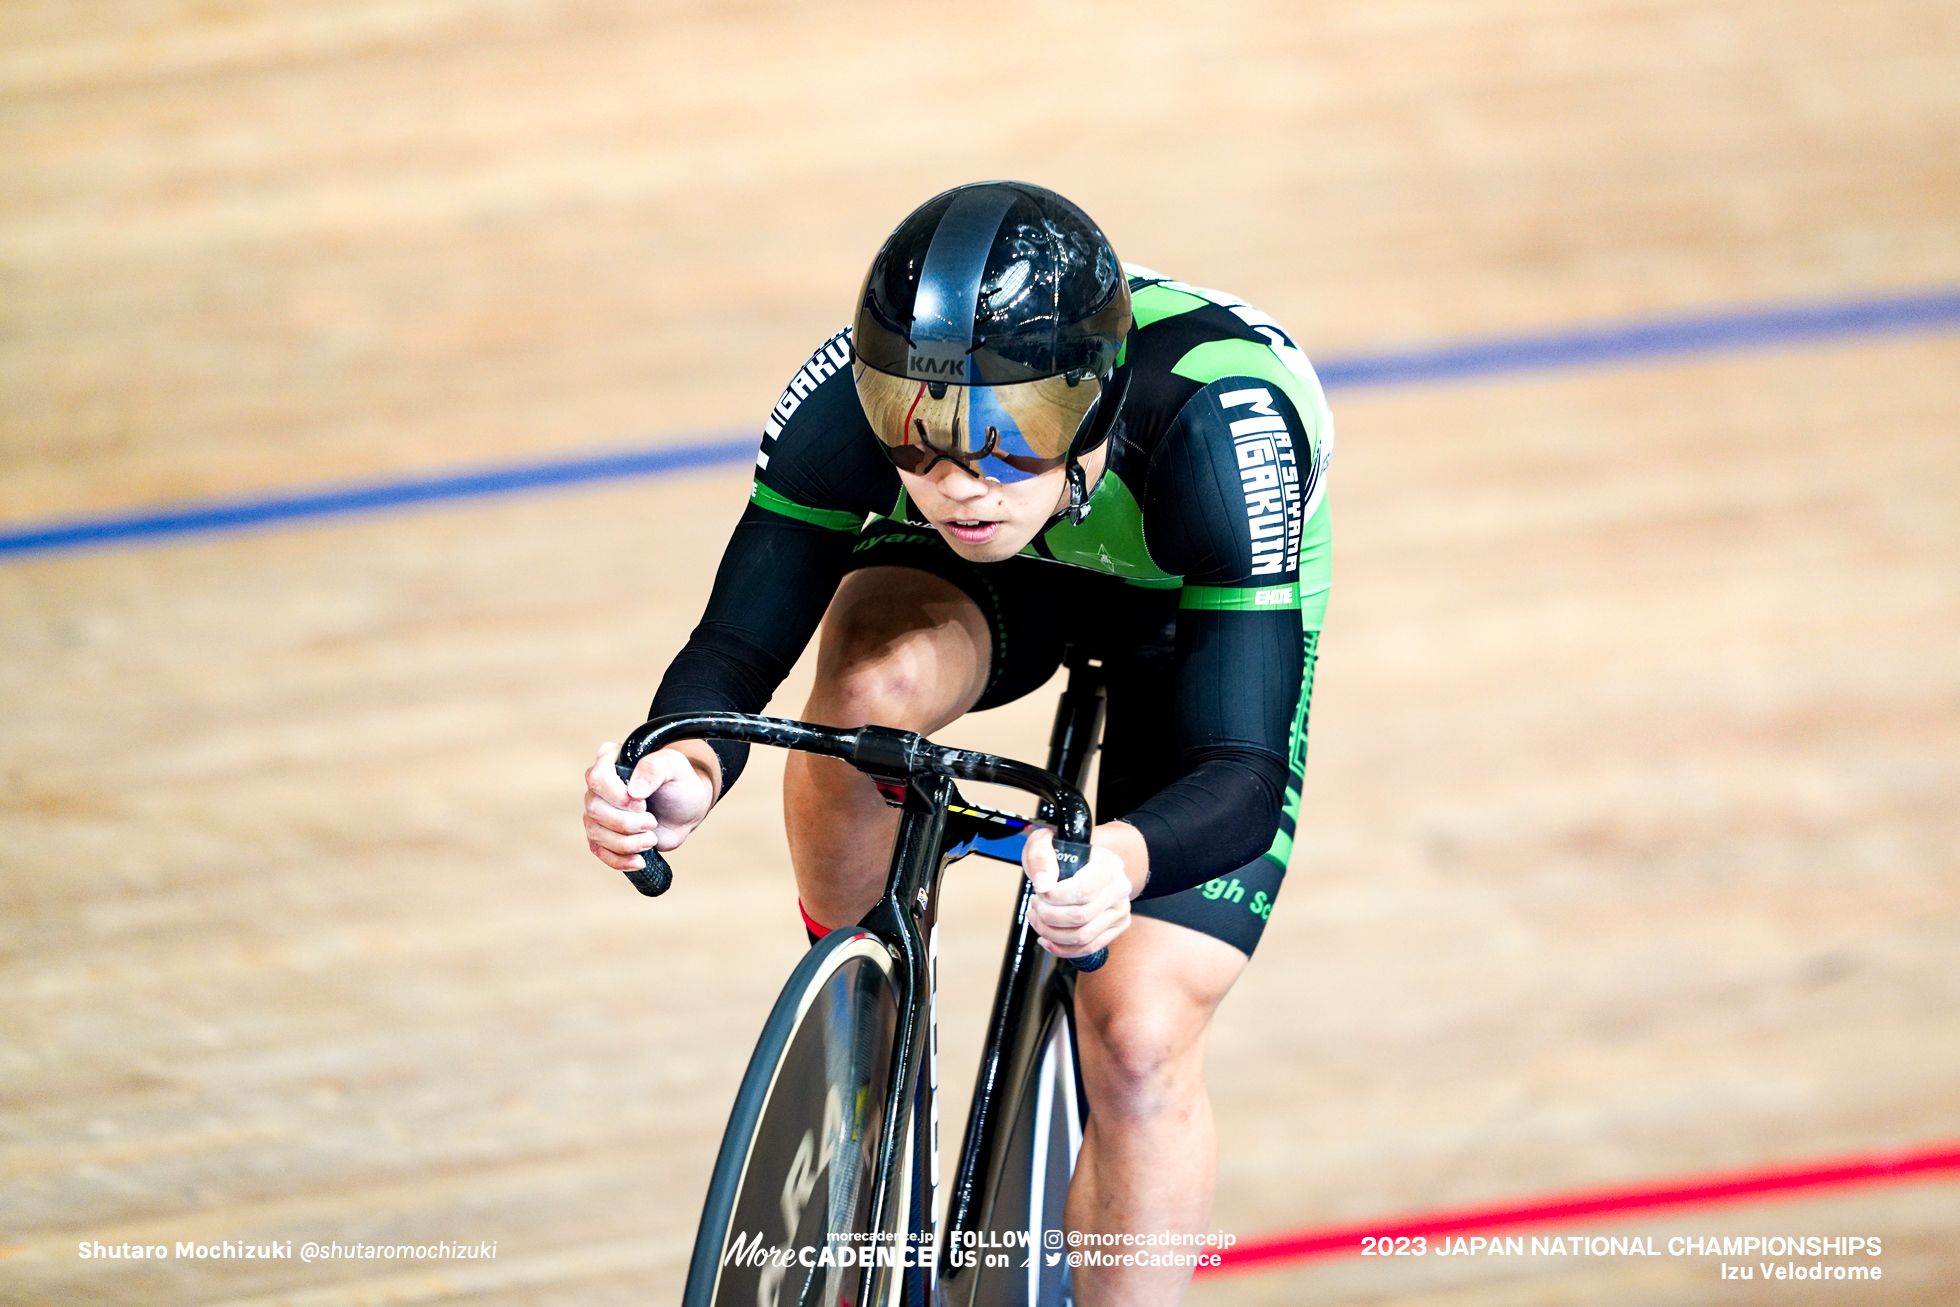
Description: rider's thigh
xmin=805 ymin=565 xmax=993 ymax=733
xmin=1072 ymin=915 xmax=1248 ymax=1104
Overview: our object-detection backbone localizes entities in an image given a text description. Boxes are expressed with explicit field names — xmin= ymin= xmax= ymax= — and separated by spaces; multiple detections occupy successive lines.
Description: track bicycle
xmin=613 ymin=652 xmax=1112 ymax=1307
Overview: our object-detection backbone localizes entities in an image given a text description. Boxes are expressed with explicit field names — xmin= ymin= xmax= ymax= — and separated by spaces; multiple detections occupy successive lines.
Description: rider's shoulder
xmin=752 ymin=325 xmax=894 ymax=519
xmin=1124 ymin=267 xmax=1314 ymax=366
xmin=763 ymin=327 xmax=857 ymax=439
xmin=1120 ymin=268 xmax=1330 ymax=467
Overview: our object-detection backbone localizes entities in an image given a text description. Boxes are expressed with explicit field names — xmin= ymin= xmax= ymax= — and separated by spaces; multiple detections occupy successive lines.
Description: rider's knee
xmin=1078 ymin=1004 xmax=1206 ymax=1120
xmin=811 ymin=642 xmax=936 ymax=729
xmin=808 ymin=575 xmax=986 ymax=729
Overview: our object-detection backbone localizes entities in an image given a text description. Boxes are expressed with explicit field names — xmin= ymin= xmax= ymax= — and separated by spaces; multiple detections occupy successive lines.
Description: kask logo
xmin=908 ymin=354 xmax=965 ymax=378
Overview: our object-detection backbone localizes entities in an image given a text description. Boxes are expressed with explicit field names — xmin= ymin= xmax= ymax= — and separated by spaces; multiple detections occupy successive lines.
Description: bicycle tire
xmin=953 ymin=993 xmax=1083 ymax=1306
xmin=684 ymin=928 xmax=903 ymax=1307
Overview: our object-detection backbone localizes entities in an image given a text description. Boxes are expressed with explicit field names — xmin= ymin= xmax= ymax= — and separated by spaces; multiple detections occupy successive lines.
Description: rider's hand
xmin=583 ymin=742 xmax=717 ymax=871
xmin=1023 ymin=825 xmax=1137 ymax=960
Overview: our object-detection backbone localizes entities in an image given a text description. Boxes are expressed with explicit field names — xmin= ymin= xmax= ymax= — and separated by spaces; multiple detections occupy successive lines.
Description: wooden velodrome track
xmin=4 ymin=1 xmax=1957 ymax=1303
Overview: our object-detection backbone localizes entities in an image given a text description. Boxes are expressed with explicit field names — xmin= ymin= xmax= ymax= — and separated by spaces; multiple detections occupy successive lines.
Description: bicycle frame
xmin=616 ymin=658 xmax=1105 ymax=1306
xmin=937 ymin=652 xmax=1105 ymax=1304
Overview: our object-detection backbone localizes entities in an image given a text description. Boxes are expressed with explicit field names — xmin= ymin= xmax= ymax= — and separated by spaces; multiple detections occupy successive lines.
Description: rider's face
xmin=898 ymin=444 xmax=1106 ymax=563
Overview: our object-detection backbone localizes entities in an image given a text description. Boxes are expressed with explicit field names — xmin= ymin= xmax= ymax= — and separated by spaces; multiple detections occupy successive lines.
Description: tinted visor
xmin=855 ymin=363 xmax=1100 ymax=484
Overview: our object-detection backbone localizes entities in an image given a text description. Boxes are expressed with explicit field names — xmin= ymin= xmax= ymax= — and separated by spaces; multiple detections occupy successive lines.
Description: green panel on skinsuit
xmin=750 ymin=480 xmax=866 ymax=532
xmin=1130 ymin=282 xmax=1211 ymax=329
xmin=1027 ymin=472 xmax=1180 ymax=581
xmin=1179 ymin=583 xmax=1301 ymax=612
xmin=1169 ymin=340 xmax=1328 ymax=463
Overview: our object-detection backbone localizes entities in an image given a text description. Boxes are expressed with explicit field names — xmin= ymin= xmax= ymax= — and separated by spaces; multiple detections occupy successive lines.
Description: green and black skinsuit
xmin=651 ymin=269 xmax=1332 ymax=954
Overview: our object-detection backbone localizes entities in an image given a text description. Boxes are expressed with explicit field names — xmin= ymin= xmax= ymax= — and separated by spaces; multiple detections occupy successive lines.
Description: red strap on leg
xmin=798 ymin=898 xmax=833 ymax=940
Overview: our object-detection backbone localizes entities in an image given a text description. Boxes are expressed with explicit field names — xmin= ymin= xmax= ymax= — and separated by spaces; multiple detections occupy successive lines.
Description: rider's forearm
xmin=1093 ymin=819 xmax=1151 ymax=899
xmin=672 ymin=738 xmax=724 ymax=805
xmin=1113 ymin=585 xmax=1304 ymax=900
xmin=650 ymin=622 xmax=794 ymax=791
xmin=1119 ymin=746 xmax=1288 ymax=899
xmin=648 ymin=505 xmax=856 ymax=791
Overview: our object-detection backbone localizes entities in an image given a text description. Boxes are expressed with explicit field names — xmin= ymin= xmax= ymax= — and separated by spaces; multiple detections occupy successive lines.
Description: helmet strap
xmin=1061 ymin=459 xmax=1093 ymax=526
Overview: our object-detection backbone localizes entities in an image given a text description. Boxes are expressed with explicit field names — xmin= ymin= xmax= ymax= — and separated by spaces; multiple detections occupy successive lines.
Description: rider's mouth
xmin=943 ymin=519 xmax=1001 ymax=545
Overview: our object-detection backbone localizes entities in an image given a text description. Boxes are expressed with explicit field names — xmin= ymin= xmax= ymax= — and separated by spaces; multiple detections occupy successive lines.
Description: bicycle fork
xmin=858 ymin=771 xmax=954 ymax=1307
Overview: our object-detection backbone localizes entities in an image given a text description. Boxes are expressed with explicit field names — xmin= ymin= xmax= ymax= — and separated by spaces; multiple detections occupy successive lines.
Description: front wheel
xmin=951 ymin=994 xmax=1083 ymax=1307
xmin=685 ymin=928 xmax=902 ymax=1307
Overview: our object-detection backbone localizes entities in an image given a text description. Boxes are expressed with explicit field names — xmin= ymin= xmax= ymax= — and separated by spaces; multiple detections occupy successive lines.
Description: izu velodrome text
xmin=1364 ymin=1234 xmax=1880 ymax=1257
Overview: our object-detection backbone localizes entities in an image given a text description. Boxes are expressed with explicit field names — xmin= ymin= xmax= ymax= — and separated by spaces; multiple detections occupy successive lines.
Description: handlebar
xmin=613 ymin=712 xmax=1107 ymax=972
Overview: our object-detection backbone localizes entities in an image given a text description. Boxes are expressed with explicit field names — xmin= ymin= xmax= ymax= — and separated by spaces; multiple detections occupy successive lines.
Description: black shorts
xmin=845 ymin=517 xmax=1317 ymax=957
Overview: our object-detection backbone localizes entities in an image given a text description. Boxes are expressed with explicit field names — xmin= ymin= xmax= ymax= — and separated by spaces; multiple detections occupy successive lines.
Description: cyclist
xmin=584 ymin=181 xmax=1330 ymax=1305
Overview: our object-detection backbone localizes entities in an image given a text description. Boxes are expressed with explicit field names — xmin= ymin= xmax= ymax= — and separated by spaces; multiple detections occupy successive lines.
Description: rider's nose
xmin=932 ymin=462 xmax=992 ymax=501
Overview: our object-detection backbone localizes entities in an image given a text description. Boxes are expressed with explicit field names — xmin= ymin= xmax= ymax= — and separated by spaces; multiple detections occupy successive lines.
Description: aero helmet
xmin=852 ymin=181 xmax=1132 ymax=522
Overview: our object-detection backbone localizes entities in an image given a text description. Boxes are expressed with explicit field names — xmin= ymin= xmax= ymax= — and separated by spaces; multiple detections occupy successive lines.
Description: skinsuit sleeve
xmin=646 ymin=329 xmax=899 ymax=790
xmin=1122 ymin=375 xmax=1326 ymax=899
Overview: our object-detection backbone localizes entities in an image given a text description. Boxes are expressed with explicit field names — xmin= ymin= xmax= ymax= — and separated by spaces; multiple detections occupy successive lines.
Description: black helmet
xmin=852 ymin=182 xmax=1132 ymax=512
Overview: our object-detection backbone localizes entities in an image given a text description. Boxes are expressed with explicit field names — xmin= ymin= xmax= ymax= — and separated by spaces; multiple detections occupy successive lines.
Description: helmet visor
xmin=855 ymin=364 xmax=1100 ymax=484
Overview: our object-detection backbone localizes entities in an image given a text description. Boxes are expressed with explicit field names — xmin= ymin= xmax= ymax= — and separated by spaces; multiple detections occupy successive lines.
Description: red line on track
xmin=1198 ymin=1139 xmax=1960 ymax=1277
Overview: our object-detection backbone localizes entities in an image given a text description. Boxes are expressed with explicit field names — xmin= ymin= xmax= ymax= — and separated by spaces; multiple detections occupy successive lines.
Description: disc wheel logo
xmin=716 ymin=952 xmax=895 ymax=1307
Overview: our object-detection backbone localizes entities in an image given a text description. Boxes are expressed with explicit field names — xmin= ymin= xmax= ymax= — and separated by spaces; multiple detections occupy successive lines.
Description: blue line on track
xmin=6 ymin=287 xmax=1958 ymax=561
xmin=2 ymin=437 xmax=754 ymax=560
xmin=1311 ymin=285 xmax=1960 ymax=388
